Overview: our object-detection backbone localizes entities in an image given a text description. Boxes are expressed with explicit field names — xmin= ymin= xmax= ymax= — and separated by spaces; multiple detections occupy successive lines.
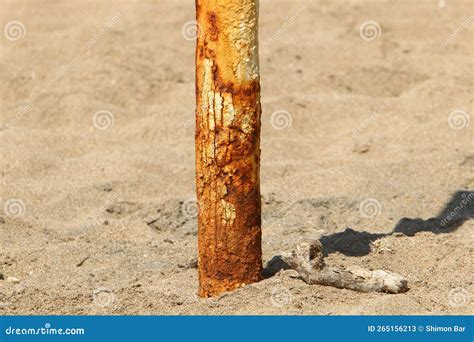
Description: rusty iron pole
xmin=195 ymin=0 xmax=262 ymax=297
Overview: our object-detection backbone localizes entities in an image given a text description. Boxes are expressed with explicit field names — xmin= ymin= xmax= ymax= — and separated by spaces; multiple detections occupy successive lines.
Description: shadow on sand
xmin=263 ymin=190 xmax=473 ymax=277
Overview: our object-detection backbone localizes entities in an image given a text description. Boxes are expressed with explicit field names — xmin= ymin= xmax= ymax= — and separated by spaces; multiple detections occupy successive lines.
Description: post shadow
xmin=263 ymin=190 xmax=473 ymax=277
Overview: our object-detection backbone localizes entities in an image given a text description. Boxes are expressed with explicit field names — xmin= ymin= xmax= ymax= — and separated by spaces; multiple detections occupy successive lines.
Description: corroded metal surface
xmin=195 ymin=0 xmax=262 ymax=297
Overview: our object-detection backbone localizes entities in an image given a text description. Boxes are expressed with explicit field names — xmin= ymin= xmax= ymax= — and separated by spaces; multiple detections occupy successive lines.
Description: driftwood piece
xmin=274 ymin=240 xmax=408 ymax=294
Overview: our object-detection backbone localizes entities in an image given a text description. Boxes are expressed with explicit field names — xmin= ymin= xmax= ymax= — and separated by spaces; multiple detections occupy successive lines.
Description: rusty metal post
xmin=195 ymin=0 xmax=262 ymax=297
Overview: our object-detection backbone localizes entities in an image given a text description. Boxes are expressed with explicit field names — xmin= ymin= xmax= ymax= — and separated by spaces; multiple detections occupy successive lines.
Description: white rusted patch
xmin=241 ymin=114 xmax=253 ymax=134
xmin=208 ymin=90 xmax=215 ymax=130
xmin=201 ymin=58 xmax=214 ymax=116
xmin=206 ymin=144 xmax=215 ymax=160
xmin=214 ymin=92 xmax=223 ymax=126
xmin=223 ymin=93 xmax=235 ymax=127
xmin=220 ymin=184 xmax=228 ymax=196
xmin=201 ymin=58 xmax=217 ymax=160
xmin=223 ymin=2 xmax=259 ymax=82
xmin=221 ymin=199 xmax=236 ymax=224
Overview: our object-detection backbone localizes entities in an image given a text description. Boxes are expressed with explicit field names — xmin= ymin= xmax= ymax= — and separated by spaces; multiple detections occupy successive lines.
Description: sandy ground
xmin=0 ymin=0 xmax=473 ymax=315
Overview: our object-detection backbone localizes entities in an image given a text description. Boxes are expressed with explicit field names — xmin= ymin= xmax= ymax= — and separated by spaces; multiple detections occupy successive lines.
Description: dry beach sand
xmin=0 ymin=0 xmax=473 ymax=314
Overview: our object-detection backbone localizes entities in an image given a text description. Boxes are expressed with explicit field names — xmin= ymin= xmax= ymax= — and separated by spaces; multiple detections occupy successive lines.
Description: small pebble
xmin=0 ymin=216 xmax=5 ymax=224
xmin=6 ymin=277 xmax=20 ymax=284
xmin=102 ymin=183 xmax=113 ymax=192
xmin=353 ymin=143 xmax=370 ymax=154
xmin=178 ymin=258 xmax=198 ymax=269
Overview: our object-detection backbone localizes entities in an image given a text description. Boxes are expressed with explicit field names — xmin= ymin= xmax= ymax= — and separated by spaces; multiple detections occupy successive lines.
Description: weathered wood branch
xmin=271 ymin=240 xmax=408 ymax=294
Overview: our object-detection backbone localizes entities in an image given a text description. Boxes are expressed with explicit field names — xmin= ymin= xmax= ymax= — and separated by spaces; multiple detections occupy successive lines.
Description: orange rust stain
xmin=207 ymin=11 xmax=219 ymax=41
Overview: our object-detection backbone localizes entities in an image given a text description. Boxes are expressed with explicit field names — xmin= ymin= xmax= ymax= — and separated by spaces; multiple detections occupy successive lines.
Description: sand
xmin=0 ymin=0 xmax=473 ymax=315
